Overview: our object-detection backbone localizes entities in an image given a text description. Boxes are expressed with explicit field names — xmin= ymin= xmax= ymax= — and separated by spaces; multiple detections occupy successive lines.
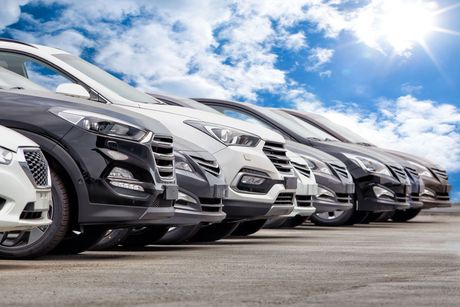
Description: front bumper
xmin=420 ymin=179 xmax=451 ymax=209
xmin=62 ymin=128 xmax=179 ymax=226
xmin=312 ymin=172 xmax=355 ymax=213
xmin=355 ymin=175 xmax=411 ymax=212
xmin=0 ymin=149 xmax=52 ymax=232
xmin=213 ymin=145 xmax=296 ymax=220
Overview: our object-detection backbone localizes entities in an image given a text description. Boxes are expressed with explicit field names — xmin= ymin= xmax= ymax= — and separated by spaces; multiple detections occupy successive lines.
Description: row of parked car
xmin=0 ymin=38 xmax=452 ymax=259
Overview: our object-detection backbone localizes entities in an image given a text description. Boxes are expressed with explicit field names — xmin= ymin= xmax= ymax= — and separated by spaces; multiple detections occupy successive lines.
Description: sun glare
xmin=353 ymin=0 xmax=460 ymax=58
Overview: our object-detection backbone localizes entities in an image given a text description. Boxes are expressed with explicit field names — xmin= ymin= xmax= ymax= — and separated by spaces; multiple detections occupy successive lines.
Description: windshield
xmin=258 ymin=107 xmax=338 ymax=141
xmin=306 ymin=113 xmax=373 ymax=145
xmin=0 ymin=67 xmax=49 ymax=91
xmin=54 ymin=53 xmax=162 ymax=104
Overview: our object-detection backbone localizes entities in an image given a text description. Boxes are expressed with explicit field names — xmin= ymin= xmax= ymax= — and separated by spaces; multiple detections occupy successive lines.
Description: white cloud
xmin=293 ymin=93 xmax=460 ymax=172
xmin=0 ymin=0 xmax=29 ymax=30
xmin=401 ymin=83 xmax=423 ymax=95
xmin=306 ymin=47 xmax=334 ymax=72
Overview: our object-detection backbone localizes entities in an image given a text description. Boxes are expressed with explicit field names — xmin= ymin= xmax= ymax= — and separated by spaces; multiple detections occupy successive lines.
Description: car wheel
xmin=231 ymin=219 xmax=267 ymax=236
xmin=90 ymin=229 xmax=131 ymax=251
xmin=391 ymin=208 xmax=422 ymax=222
xmin=189 ymin=222 xmax=240 ymax=242
xmin=51 ymin=226 xmax=108 ymax=254
xmin=0 ymin=169 xmax=70 ymax=259
xmin=122 ymin=226 xmax=170 ymax=247
xmin=310 ymin=208 xmax=355 ymax=226
xmin=279 ymin=216 xmax=309 ymax=228
xmin=157 ymin=225 xmax=202 ymax=245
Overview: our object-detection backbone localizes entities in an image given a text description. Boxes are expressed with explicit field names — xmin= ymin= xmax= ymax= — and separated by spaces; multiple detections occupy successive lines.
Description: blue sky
xmin=1 ymin=0 xmax=459 ymax=199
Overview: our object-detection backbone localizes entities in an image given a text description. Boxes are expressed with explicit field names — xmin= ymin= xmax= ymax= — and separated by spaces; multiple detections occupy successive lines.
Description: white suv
xmin=0 ymin=39 xmax=297 ymax=240
xmin=0 ymin=125 xmax=51 ymax=232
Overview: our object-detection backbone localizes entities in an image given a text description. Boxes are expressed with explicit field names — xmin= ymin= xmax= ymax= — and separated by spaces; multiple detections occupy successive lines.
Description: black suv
xmin=0 ymin=70 xmax=179 ymax=259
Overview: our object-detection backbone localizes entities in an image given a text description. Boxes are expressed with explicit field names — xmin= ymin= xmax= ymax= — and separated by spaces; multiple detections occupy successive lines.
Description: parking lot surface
xmin=1 ymin=215 xmax=459 ymax=306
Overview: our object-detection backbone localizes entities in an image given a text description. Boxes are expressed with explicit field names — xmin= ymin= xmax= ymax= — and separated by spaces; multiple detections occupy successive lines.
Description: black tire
xmin=231 ymin=219 xmax=267 ymax=236
xmin=360 ymin=212 xmax=384 ymax=224
xmin=391 ymin=208 xmax=422 ymax=222
xmin=0 ymin=169 xmax=70 ymax=259
xmin=346 ymin=210 xmax=369 ymax=225
xmin=157 ymin=225 xmax=201 ymax=245
xmin=189 ymin=222 xmax=240 ymax=242
xmin=375 ymin=211 xmax=395 ymax=222
xmin=279 ymin=216 xmax=309 ymax=228
xmin=51 ymin=226 xmax=108 ymax=255
xmin=310 ymin=208 xmax=355 ymax=226
xmin=122 ymin=226 xmax=170 ymax=247
xmin=90 ymin=229 xmax=131 ymax=251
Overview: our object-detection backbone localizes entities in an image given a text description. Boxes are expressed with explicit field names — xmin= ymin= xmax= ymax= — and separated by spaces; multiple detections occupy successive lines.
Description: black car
xmin=150 ymin=93 xmax=356 ymax=226
xmin=97 ymin=136 xmax=228 ymax=248
xmin=285 ymin=109 xmax=451 ymax=221
xmin=0 ymin=72 xmax=180 ymax=259
xmin=194 ymin=99 xmax=412 ymax=226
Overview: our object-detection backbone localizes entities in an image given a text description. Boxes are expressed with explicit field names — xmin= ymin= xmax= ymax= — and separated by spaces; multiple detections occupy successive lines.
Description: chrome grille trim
xmin=432 ymin=168 xmax=448 ymax=180
xmin=263 ymin=142 xmax=293 ymax=174
xmin=190 ymin=156 xmax=220 ymax=176
xmin=291 ymin=161 xmax=311 ymax=177
xmin=151 ymin=135 xmax=175 ymax=181
xmin=330 ymin=163 xmax=349 ymax=178
xmin=274 ymin=192 xmax=295 ymax=205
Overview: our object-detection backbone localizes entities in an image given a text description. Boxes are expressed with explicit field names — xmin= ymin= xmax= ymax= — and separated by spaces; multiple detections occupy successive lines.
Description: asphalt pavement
xmin=1 ymin=215 xmax=459 ymax=306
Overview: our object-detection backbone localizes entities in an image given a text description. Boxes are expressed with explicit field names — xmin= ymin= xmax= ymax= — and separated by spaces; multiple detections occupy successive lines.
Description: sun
xmin=353 ymin=0 xmax=459 ymax=57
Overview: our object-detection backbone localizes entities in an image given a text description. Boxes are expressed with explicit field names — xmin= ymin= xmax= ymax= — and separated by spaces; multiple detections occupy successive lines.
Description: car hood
xmin=174 ymin=136 xmax=217 ymax=161
xmin=383 ymin=148 xmax=444 ymax=170
xmin=313 ymin=140 xmax=403 ymax=165
xmin=130 ymin=103 xmax=286 ymax=143
xmin=0 ymin=125 xmax=37 ymax=151
xmin=0 ymin=90 xmax=173 ymax=137
xmin=285 ymin=140 xmax=346 ymax=167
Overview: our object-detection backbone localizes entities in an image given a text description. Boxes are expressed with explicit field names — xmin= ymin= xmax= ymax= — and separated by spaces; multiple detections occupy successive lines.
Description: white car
xmin=0 ymin=39 xmax=298 ymax=241
xmin=0 ymin=125 xmax=51 ymax=232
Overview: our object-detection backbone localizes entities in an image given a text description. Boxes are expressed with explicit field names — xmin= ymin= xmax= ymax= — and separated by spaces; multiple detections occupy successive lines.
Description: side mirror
xmin=56 ymin=83 xmax=90 ymax=100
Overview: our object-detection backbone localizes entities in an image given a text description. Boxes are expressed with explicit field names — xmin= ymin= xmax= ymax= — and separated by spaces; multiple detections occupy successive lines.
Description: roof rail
xmin=0 ymin=38 xmax=37 ymax=49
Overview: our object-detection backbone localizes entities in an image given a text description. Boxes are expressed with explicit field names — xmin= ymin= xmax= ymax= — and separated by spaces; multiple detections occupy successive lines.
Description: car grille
xmin=263 ymin=142 xmax=293 ymax=174
xmin=405 ymin=167 xmax=419 ymax=178
xmin=296 ymin=195 xmax=313 ymax=207
xmin=23 ymin=149 xmax=49 ymax=187
xmin=389 ymin=165 xmax=406 ymax=180
xmin=190 ymin=156 xmax=220 ymax=176
xmin=151 ymin=135 xmax=174 ymax=181
xmin=432 ymin=168 xmax=448 ymax=181
xmin=274 ymin=192 xmax=295 ymax=205
xmin=330 ymin=163 xmax=349 ymax=178
xmin=291 ymin=161 xmax=310 ymax=177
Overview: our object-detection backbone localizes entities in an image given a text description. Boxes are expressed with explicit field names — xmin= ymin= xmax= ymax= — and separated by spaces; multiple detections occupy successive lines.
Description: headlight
xmin=301 ymin=155 xmax=332 ymax=176
xmin=176 ymin=161 xmax=194 ymax=173
xmin=0 ymin=147 xmax=13 ymax=165
xmin=344 ymin=153 xmax=392 ymax=176
xmin=52 ymin=109 xmax=151 ymax=142
xmin=185 ymin=120 xmax=260 ymax=147
xmin=407 ymin=161 xmax=434 ymax=178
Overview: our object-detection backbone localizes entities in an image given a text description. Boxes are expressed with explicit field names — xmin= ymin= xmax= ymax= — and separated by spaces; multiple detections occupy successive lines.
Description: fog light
xmin=110 ymin=181 xmax=144 ymax=192
xmin=108 ymin=167 xmax=135 ymax=180
xmin=241 ymin=175 xmax=266 ymax=185
xmin=422 ymin=188 xmax=436 ymax=197
xmin=373 ymin=186 xmax=395 ymax=199
xmin=318 ymin=187 xmax=334 ymax=198
xmin=178 ymin=191 xmax=198 ymax=204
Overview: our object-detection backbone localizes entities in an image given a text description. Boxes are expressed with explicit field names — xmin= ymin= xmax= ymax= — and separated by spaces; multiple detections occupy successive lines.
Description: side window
xmin=213 ymin=106 xmax=273 ymax=130
xmin=0 ymin=52 xmax=74 ymax=91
